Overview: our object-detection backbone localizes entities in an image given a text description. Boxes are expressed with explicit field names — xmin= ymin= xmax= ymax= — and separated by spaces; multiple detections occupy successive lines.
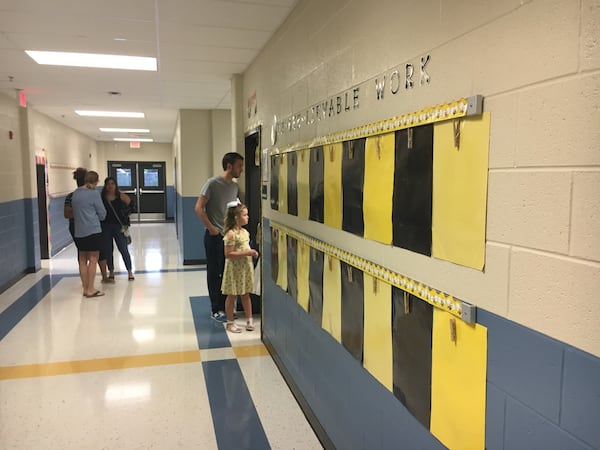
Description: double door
xmin=108 ymin=161 xmax=166 ymax=222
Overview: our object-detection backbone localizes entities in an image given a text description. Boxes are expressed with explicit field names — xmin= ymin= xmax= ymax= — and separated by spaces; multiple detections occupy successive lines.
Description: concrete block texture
xmin=509 ymin=248 xmax=600 ymax=357
xmin=472 ymin=0 xmax=579 ymax=95
xmin=486 ymin=94 xmax=518 ymax=169
xmin=516 ymin=73 xmax=600 ymax=167
xmin=570 ymin=171 xmax=600 ymax=262
xmin=487 ymin=171 xmax=571 ymax=253
xmin=582 ymin=0 xmax=600 ymax=71
xmin=561 ymin=348 xmax=600 ymax=448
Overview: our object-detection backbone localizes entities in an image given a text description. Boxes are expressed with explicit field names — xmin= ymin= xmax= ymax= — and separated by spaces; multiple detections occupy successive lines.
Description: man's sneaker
xmin=212 ymin=311 xmax=227 ymax=322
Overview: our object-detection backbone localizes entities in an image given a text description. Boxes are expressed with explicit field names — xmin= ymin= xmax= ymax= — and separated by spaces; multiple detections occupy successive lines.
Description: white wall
xmin=0 ymin=92 xmax=25 ymax=202
xmin=28 ymin=108 xmax=97 ymax=196
xmin=242 ymin=0 xmax=600 ymax=356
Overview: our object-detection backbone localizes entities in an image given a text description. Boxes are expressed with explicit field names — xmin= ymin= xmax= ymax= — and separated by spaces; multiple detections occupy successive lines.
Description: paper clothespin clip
xmin=453 ymin=119 xmax=461 ymax=149
xmin=407 ymin=128 xmax=413 ymax=150
xmin=346 ymin=265 xmax=353 ymax=282
xmin=372 ymin=277 xmax=378 ymax=294
xmin=376 ymin=137 xmax=382 ymax=159
xmin=348 ymin=141 xmax=355 ymax=160
xmin=329 ymin=146 xmax=335 ymax=162
xmin=450 ymin=318 xmax=457 ymax=343
xmin=403 ymin=291 xmax=410 ymax=315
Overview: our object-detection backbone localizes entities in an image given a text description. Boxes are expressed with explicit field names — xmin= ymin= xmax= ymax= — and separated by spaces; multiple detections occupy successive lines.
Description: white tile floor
xmin=0 ymin=223 xmax=323 ymax=450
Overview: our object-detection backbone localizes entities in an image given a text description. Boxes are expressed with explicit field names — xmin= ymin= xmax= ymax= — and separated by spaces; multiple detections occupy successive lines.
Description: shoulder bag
xmin=108 ymin=200 xmax=132 ymax=245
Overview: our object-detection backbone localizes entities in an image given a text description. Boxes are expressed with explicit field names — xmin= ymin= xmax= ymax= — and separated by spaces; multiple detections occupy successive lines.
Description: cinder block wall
xmin=244 ymin=0 xmax=600 ymax=362
xmin=244 ymin=0 xmax=600 ymax=448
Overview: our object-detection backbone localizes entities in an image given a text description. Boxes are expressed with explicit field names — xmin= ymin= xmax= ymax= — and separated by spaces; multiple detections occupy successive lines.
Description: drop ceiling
xmin=0 ymin=0 xmax=297 ymax=143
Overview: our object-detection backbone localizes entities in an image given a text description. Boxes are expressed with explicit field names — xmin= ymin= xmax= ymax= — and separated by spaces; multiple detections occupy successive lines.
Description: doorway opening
xmin=107 ymin=161 xmax=167 ymax=222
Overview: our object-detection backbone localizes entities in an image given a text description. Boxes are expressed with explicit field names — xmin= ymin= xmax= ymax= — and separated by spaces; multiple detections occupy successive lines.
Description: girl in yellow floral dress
xmin=221 ymin=201 xmax=259 ymax=333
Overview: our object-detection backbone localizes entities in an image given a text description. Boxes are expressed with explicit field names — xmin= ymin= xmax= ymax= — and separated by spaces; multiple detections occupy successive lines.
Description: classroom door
xmin=244 ymin=127 xmax=261 ymax=245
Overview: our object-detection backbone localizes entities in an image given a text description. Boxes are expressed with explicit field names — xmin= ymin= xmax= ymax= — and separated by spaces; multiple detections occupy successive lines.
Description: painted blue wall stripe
xmin=0 ymin=275 xmax=59 ymax=341
xmin=203 ymin=359 xmax=271 ymax=450
xmin=190 ymin=295 xmax=231 ymax=349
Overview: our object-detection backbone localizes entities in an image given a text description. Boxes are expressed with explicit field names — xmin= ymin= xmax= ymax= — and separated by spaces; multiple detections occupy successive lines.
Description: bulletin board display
xmin=269 ymin=96 xmax=490 ymax=271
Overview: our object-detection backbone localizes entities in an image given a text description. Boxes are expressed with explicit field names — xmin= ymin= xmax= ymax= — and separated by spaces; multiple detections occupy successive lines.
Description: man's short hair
xmin=73 ymin=167 xmax=87 ymax=187
xmin=222 ymin=152 xmax=244 ymax=170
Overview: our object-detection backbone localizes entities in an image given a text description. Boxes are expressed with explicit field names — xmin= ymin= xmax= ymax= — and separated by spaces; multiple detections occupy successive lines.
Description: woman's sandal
xmin=85 ymin=290 xmax=105 ymax=298
xmin=226 ymin=323 xmax=242 ymax=333
xmin=245 ymin=322 xmax=255 ymax=331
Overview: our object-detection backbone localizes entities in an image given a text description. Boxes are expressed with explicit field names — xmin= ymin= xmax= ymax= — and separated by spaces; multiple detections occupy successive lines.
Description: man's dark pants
xmin=204 ymin=230 xmax=226 ymax=314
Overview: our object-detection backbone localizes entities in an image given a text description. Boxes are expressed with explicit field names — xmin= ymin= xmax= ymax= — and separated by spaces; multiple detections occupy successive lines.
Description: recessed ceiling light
xmin=100 ymin=128 xmax=150 ymax=133
xmin=76 ymin=110 xmax=144 ymax=118
xmin=114 ymin=138 xmax=153 ymax=142
xmin=25 ymin=50 xmax=157 ymax=71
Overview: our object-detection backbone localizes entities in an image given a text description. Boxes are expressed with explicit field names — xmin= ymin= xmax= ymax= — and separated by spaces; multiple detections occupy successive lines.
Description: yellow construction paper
xmin=432 ymin=112 xmax=490 ymax=270
xmin=296 ymin=241 xmax=310 ymax=312
xmin=363 ymin=274 xmax=393 ymax=391
xmin=324 ymin=143 xmax=343 ymax=229
xmin=276 ymin=230 xmax=287 ymax=291
xmin=322 ymin=255 xmax=341 ymax=342
xmin=297 ymin=149 xmax=310 ymax=220
xmin=430 ymin=309 xmax=487 ymax=450
xmin=364 ymin=133 xmax=395 ymax=244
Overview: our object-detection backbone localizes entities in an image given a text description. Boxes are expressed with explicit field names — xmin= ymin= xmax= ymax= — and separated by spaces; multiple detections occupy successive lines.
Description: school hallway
xmin=0 ymin=222 xmax=322 ymax=449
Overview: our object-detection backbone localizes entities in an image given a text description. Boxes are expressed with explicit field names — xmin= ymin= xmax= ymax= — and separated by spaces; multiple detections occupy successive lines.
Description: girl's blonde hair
xmin=84 ymin=170 xmax=99 ymax=189
xmin=223 ymin=203 xmax=247 ymax=235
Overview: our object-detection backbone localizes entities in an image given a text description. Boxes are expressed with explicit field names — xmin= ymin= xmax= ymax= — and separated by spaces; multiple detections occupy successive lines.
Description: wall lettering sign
xmin=271 ymin=54 xmax=431 ymax=145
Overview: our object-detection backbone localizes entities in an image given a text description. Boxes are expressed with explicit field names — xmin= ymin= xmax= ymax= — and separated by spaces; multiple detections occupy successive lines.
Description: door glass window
xmin=117 ymin=168 xmax=132 ymax=187
xmin=144 ymin=169 xmax=159 ymax=187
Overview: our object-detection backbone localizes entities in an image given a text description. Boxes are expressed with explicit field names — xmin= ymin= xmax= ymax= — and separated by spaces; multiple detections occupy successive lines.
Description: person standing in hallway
xmin=101 ymin=177 xmax=134 ymax=281
xmin=71 ymin=170 xmax=106 ymax=298
xmin=195 ymin=152 xmax=244 ymax=322
xmin=64 ymin=167 xmax=110 ymax=282
xmin=221 ymin=201 xmax=259 ymax=333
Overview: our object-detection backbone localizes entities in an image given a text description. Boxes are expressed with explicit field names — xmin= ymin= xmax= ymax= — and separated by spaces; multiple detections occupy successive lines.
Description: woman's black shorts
xmin=74 ymin=233 xmax=103 ymax=252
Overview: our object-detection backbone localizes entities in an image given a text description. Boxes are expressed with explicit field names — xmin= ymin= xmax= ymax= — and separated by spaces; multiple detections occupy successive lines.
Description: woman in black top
xmin=101 ymin=177 xmax=134 ymax=281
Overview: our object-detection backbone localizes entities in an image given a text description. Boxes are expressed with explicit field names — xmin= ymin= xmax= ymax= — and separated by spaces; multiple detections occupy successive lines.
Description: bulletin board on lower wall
xmin=267 ymin=96 xmax=492 ymax=450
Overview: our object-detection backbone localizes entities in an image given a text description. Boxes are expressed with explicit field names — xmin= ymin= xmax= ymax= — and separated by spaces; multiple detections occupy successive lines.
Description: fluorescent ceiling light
xmin=114 ymin=138 xmax=153 ymax=142
xmin=100 ymin=128 xmax=150 ymax=133
xmin=76 ymin=110 xmax=144 ymax=118
xmin=25 ymin=50 xmax=157 ymax=71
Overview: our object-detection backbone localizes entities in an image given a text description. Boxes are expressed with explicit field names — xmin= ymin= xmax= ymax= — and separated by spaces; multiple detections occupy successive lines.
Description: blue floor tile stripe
xmin=203 ymin=359 xmax=271 ymax=450
xmin=189 ymin=295 xmax=232 ymax=349
xmin=0 ymin=275 xmax=60 ymax=341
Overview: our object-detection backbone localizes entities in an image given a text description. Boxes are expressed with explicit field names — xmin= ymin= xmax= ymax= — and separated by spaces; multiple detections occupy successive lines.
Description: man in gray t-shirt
xmin=195 ymin=152 xmax=244 ymax=321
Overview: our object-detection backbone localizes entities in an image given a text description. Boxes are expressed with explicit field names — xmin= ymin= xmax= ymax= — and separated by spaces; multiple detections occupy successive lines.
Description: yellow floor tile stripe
xmin=232 ymin=344 xmax=270 ymax=358
xmin=0 ymin=350 xmax=201 ymax=380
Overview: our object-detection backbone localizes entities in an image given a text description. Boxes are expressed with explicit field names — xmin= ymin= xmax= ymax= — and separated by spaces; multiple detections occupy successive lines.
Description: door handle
xmin=140 ymin=190 xmax=164 ymax=194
